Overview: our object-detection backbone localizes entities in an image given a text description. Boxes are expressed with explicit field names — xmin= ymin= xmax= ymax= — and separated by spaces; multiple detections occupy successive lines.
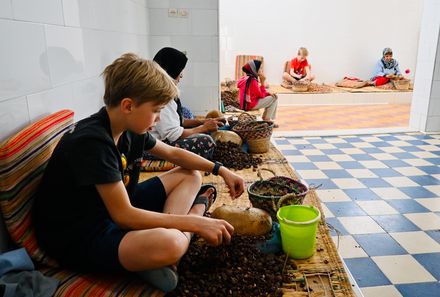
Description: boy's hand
xmin=196 ymin=217 xmax=234 ymax=246
xmin=219 ymin=167 xmax=245 ymax=199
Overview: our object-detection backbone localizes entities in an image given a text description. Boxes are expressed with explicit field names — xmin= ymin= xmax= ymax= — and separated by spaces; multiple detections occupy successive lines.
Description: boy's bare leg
xmin=158 ymin=166 xmax=202 ymax=215
xmin=118 ymin=167 xmax=214 ymax=271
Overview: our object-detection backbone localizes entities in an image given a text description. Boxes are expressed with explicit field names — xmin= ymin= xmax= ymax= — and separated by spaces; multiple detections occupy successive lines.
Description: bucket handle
xmin=256 ymin=168 xmax=277 ymax=181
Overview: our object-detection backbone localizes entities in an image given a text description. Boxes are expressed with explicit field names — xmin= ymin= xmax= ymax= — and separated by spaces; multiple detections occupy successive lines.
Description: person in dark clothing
xmin=33 ymin=53 xmax=245 ymax=293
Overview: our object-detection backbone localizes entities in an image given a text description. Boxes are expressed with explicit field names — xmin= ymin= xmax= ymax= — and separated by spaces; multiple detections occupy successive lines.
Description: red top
xmin=237 ymin=76 xmax=269 ymax=110
xmin=290 ymin=57 xmax=309 ymax=76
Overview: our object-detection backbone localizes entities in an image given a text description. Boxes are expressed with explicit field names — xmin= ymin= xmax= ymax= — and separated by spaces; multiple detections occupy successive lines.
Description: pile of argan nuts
xmin=212 ymin=141 xmax=262 ymax=170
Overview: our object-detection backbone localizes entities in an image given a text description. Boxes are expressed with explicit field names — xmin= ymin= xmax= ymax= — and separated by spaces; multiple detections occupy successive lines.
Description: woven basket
xmin=291 ymin=80 xmax=310 ymax=92
xmin=392 ymin=79 xmax=410 ymax=90
xmin=232 ymin=120 xmax=273 ymax=141
xmin=221 ymin=90 xmax=240 ymax=108
xmin=227 ymin=112 xmax=256 ymax=129
xmin=247 ymin=169 xmax=309 ymax=220
xmin=247 ymin=137 xmax=270 ymax=153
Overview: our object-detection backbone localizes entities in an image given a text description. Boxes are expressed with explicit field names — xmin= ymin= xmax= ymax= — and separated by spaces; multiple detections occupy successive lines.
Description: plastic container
xmin=276 ymin=205 xmax=321 ymax=259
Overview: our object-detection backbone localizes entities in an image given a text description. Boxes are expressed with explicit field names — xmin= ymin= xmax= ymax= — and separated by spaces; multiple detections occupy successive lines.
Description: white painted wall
xmin=148 ymin=0 xmax=219 ymax=115
xmin=426 ymin=32 xmax=440 ymax=131
xmin=410 ymin=0 xmax=440 ymax=132
xmin=219 ymin=0 xmax=423 ymax=84
xmin=0 ymin=0 xmax=150 ymax=141
xmin=0 ymin=0 xmax=150 ymax=252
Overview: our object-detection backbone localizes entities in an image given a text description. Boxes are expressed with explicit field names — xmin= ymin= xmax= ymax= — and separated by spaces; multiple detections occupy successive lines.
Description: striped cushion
xmin=0 ymin=110 xmax=162 ymax=296
xmin=39 ymin=267 xmax=163 ymax=297
xmin=235 ymin=55 xmax=264 ymax=80
xmin=0 ymin=110 xmax=74 ymax=266
xmin=141 ymin=159 xmax=176 ymax=172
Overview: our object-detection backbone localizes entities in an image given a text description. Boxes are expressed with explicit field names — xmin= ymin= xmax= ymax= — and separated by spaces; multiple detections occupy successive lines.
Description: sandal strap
xmin=193 ymin=196 xmax=209 ymax=212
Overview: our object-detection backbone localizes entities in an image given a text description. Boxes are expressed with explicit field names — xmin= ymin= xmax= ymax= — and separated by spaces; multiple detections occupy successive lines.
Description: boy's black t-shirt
xmin=33 ymin=107 xmax=156 ymax=256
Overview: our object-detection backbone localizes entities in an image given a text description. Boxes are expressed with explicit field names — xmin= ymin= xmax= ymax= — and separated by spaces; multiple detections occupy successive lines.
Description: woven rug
xmin=326 ymin=83 xmax=413 ymax=93
xmin=140 ymin=144 xmax=355 ymax=296
xmin=270 ymin=84 xmax=338 ymax=94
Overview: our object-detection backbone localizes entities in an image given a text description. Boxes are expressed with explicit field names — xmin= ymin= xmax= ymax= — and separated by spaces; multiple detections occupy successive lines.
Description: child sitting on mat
xmin=237 ymin=60 xmax=279 ymax=126
xmin=283 ymin=47 xmax=315 ymax=83
xmin=370 ymin=47 xmax=402 ymax=86
xmin=33 ymin=53 xmax=245 ymax=293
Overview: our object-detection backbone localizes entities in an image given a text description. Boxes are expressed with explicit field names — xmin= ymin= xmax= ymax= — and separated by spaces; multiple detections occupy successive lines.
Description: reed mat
xmin=139 ymin=144 xmax=355 ymax=296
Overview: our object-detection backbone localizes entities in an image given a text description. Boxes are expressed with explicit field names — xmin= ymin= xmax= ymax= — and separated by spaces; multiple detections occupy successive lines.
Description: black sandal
xmin=192 ymin=184 xmax=217 ymax=215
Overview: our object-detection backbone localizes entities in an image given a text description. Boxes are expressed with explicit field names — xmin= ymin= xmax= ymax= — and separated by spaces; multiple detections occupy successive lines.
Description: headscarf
xmin=153 ymin=47 xmax=188 ymax=80
xmin=241 ymin=60 xmax=262 ymax=110
xmin=153 ymin=47 xmax=188 ymax=126
xmin=381 ymin=47 xmax=397 ymax=70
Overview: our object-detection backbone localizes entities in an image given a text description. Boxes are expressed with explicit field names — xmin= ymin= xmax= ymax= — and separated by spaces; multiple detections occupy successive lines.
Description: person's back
xmin=34 ymin=109 xmax=145 ymax=268
xmin=236 ymin=60 xmax=278 ymax=125
xmin=237 ymin=74 xmax=265 ymax=110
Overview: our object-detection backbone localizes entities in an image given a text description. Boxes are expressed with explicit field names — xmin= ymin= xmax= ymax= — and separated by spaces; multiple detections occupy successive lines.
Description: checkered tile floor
xmin=275 ymin=132 xmax=440 ymax=297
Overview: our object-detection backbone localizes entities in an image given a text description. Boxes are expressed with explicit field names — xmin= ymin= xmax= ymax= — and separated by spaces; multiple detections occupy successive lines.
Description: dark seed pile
xmin=168 ymin=236 xmax=288 ymax=297
xmin=212 ymin=141 xmax=262 ymax=170
xmin=221 ymin=90 xmax=240 ymax=109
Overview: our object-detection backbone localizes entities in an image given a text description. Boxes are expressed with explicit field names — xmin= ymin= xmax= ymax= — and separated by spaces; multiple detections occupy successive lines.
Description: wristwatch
xmin=212 ymin=161 xmax=222 ymax=176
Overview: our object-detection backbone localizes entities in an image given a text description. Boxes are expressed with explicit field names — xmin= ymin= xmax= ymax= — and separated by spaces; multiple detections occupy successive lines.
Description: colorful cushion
xmin=39 ymin=266 xmax=163 ymax=297
xmin=0 ymin=110 xmax=162 ymax=296
xmin=235 ymin=55 xmax=264 ymax=80
xmin=0 ymin=110 xmax=74 ymax=266
xmin=141 ymin=159 xmax=176 ymax=172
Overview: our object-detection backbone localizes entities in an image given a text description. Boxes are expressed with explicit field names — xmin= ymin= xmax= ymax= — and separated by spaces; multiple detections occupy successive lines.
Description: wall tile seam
xmin=1 ymin=18 xmax=150 ymax=35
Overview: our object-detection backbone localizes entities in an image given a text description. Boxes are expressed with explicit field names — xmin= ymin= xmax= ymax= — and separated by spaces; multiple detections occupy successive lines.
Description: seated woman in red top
xmin=237 ymin=60 xmax=278 ymax=125
xmin=282 ymin=47 xmax=315 ymax=83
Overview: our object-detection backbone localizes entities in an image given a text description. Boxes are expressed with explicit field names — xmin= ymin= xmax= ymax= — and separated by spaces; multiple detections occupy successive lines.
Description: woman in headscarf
xmin=370 ymin=47 xmax=402 ymax=86
xmin=149 ymin=47 xmax=222 ymax=160
xmin=237 ymin=60 xmax=278 ymax=126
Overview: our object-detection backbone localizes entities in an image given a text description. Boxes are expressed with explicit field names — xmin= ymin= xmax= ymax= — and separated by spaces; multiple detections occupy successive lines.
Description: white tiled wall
xmin=0 ymin=0 xmax=150 ymax=141
xmin=410 ymin=0 xmax=440 ymax=132
xmin=0 ymin=0 xmax=150 ymax=252
xmin=148 ymin=0 xmax=220 ymax=115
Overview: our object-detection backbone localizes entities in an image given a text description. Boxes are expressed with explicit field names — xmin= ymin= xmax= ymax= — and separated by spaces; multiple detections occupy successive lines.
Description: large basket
xmin=247 ymin=137 xmax=271 ymax=153
xmin=227 ymin=112 xmax=256 ymax=129
xmin=392 ymin=79 xmax=410 ymax=90
xmin=232 ymin=120 xmax=273 ymax=141
xmin=291 ymin=80 xmax=310 ymax=92
xmin=247 ymin=169 xmax=309 ymax=220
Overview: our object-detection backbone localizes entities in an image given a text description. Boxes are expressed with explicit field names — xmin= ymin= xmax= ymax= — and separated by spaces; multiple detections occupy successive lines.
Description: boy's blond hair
xmin=297 ymin=47 xmax=309 ymax=57
xmin=102 ymin=53 xmax=179 ymax=107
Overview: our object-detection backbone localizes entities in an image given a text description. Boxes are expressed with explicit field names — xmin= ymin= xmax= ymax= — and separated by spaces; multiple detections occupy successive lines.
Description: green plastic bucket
xmin=277 ymin=204 xmax=321 ymax=259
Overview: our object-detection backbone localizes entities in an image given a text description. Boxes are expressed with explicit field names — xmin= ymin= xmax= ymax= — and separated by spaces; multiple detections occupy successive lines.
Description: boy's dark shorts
xmin=79 ymin=176 xmax=167 ymax=272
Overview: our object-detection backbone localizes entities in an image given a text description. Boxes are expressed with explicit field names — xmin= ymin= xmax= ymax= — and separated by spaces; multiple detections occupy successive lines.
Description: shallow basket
xmin=227 ymin=112 xmax=256 ymax=129
xmin=392 ymin=79 xmax=410 ymax=90
xmin=247 ymin=169 xmax=309 ymax=220
xmin=291 ymin=80 xmax=310 ymax=92
xmin=232 ymin=120 xmax=273 ymax=141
